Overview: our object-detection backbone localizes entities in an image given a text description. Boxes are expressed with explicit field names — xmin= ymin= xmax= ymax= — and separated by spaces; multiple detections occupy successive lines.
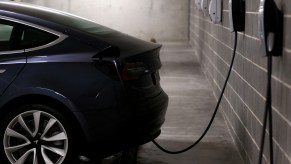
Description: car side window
xmin=1 ymin=20 xmax=59 ymax=51
xmin=0 ymin=23 xmax=14 ymax=51
xmin=19 ymin=27 xmax=58 ymax=49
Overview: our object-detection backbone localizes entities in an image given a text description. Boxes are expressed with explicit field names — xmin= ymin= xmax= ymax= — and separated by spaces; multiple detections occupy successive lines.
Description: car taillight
xmin=121 ymin=62 xmax=149 ymax=81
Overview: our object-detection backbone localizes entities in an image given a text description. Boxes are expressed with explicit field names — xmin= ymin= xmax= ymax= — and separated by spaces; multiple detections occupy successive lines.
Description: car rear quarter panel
xmin=17 ymin=38 xmax=120 ymax=112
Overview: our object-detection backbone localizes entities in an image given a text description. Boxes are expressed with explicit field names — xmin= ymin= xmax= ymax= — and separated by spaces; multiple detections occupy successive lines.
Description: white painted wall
xmin=21 ymin=0 xmax=189 ymax=42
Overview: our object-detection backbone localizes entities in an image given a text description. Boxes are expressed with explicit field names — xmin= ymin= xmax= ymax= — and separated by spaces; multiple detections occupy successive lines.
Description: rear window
xmin=19 ymin=27 xmax=58 ymax=49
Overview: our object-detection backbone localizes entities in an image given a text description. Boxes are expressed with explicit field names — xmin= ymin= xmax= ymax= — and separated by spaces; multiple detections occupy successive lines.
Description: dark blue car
xmin=0 ymin=2 xmax=168 ymax=164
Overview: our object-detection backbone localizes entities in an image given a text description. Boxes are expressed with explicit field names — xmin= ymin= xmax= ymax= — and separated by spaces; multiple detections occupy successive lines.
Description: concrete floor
xmin=135 ymin=43 xmax=244 ymax=164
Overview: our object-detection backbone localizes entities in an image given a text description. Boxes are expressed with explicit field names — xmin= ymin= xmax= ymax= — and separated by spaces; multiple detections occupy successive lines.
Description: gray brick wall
xmin=189 ymin=0 xmax=291 ymax=163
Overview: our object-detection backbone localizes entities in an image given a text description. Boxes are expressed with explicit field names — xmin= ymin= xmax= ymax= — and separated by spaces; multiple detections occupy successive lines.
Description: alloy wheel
xmin=3 ymin=110 xmax=68 ymax=164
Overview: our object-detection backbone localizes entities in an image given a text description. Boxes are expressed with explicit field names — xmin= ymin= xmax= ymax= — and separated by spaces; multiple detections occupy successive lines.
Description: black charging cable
xmin=152 ymin=31 xmax=238 ymax=154
xmin=258 ymin=52 xmax=274 ymax=164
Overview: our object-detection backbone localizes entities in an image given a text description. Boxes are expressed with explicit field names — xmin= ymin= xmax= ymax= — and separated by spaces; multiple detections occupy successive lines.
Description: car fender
xmin=0 ymin=86 xmax=91 ymax=150
xmin=0 ymin=86 xmax=77 ymax=112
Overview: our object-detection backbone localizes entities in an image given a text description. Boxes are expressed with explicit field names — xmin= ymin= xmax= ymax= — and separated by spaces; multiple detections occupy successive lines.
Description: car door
xmin=0 ymin=19 xmax=26 ymax=96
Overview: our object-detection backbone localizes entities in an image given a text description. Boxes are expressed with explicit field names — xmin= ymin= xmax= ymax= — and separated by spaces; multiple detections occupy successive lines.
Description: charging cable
xmin=152 ymin=31 xmax=238 ymax=154
xmin=258 ymin=52 xmax=274 ymax=164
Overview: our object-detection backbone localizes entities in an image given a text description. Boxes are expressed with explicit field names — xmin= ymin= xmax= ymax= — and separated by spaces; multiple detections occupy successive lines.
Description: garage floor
xmin=135 ymin=43 xmax=243 ymax=164
xmin=99 ymin=43 xmax=244 ymax=164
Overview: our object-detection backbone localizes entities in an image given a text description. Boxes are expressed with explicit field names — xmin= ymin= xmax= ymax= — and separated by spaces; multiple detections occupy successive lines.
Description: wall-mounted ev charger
xmin=209 ymin=0 xmax=221 ymax=24
xmin=195 ymin=0 xmax=202 ymax=10
xmin=201 ymin=0 xmax=208 ymax=16
xmin=229 ymin=0 xmax=245 ymax=32
xmin=259 ymin=0 xmax=283 ymax=56
xmin=258 ymin=0 xmax=283 ymax=164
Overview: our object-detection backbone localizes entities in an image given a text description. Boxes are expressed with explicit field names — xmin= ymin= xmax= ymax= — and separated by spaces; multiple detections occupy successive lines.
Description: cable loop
xmin=152 ymin=31 xmax=238 ymax=154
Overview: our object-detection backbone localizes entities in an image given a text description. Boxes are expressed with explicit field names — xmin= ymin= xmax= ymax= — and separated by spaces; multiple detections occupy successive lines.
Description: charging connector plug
xmin=229 ymin=0 xmax=245 ymax=32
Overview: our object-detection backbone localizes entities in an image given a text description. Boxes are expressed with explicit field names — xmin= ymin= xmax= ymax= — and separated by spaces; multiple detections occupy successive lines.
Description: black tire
xmin=0 ymin=104 xmax=77 ymax=164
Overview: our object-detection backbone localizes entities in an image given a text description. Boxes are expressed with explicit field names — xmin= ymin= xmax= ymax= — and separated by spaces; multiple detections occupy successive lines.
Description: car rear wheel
xmin=0 ymin=104 xmax=76 ymax=164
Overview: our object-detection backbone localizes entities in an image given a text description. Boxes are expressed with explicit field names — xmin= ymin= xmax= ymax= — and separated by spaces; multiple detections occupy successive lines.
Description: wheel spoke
xmin=33 ymin=149 xmax=38 ymax=164
xmin=36 ymin=144 xmax=45 ymax=164
xmin=4 ymin=142 xmax=30 ymax=153
xmin=42 ymin=145 xmax=66 ymax=157
xmin=40 ymin=118 xmax=57 ymax=138
xmin=15 ymin=148 xmax=35 ymax=164
xmin=33 ymin=111 xmax=41 ymax=137
xmin=6 ymin=128 xmax=30 ymax=142
xmin=41 ymin=147 xmax=54 ymax=164
xmin=18 ymin=115 xmax=33 ymax=136
xmin=42 ymin=132 xmax=67 ymax=142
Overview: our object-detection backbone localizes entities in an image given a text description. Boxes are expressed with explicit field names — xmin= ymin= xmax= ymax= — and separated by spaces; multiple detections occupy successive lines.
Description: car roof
xmin=0 ymin=2 xmax=115 ymax=34
xmin=0 ymin=2 xmax=161 ymax=57
xmin=0 ymin=2 xmax=74 ymax=23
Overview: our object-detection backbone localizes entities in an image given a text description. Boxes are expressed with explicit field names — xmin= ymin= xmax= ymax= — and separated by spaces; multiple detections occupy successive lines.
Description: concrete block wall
xmin=190 ymin=0 xmax=291 ymax=164
xmin=21 ymin=0 xmax=189 ymax=42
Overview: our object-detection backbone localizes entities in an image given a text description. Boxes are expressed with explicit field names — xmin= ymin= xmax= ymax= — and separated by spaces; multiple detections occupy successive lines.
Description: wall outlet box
xmin=195 ymin=0 xmax=202 ymax=10
xmin=209 ymin=0 xmax=221 ymax=24
xmin=201 ymin=0 xmax=208 ymax=16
